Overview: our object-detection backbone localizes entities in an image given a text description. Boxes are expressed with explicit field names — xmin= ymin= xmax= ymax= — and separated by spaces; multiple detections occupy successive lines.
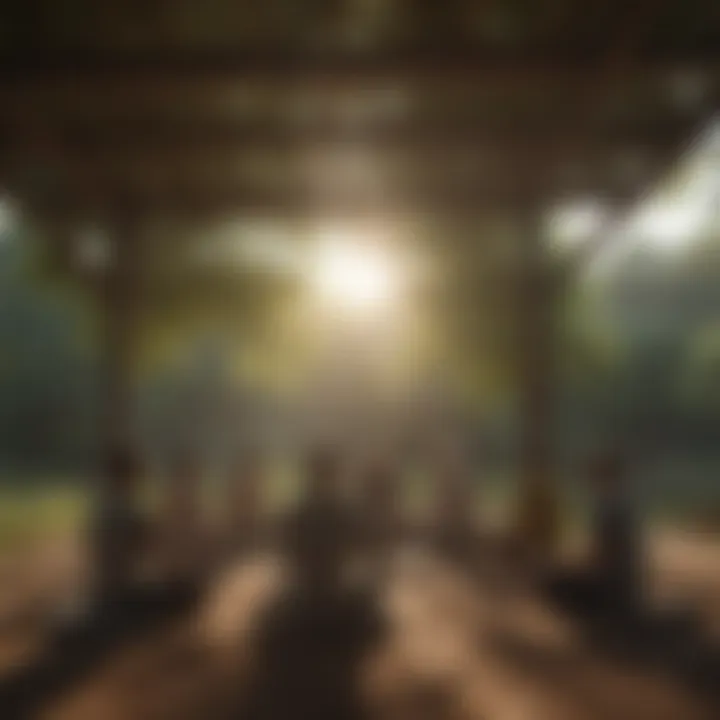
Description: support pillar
xmin=102 ymin=221 xmax=139 ymax=450
xmin=92 ymin=211 xmax=144 ymax=597
xmin=514 ymin=209 xmax=560 ymax=561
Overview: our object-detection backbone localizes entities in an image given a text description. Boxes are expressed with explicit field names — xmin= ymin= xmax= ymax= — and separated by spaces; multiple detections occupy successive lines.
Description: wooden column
xmin=514 ymin=208 xmax=560 ymax=560
xmin=92 ymin=209 xmax=144 ymax=594
xmin=101 ymin=215 xmax=140 ymax=450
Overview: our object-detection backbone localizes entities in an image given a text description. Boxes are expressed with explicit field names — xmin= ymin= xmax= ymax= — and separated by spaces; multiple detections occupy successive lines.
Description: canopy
xmin=1 ymin=1 xmax=718 ymax=226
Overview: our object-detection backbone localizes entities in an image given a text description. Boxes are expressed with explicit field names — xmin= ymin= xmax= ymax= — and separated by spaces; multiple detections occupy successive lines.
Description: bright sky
xmin=201 ymin=218 xmax=407 ymax=318
xmin=550 ymin=199 xmax=607 ymax=247
xmin=556 ymin=119 xmax=720 ymax=272
xmin=312 ymin=233 xmax=398 ymax=311
xmin=632 ymin=198 xmax=710 ymax=249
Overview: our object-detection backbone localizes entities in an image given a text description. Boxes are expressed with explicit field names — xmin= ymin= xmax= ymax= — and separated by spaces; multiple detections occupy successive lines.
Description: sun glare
xmin=633 ymin=201 xmax=708 ymax=250
xmin=312 ymin=232 xmax=397 ymax=311
xmin=550 ymin=200 xmax=608 ymax=248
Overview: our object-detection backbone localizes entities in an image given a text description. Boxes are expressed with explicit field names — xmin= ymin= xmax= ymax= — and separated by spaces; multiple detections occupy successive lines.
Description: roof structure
xmin=0 ymin=1 xmax=719 ymax=227
xmin=3 ymin=3 xmax=718 ymax=554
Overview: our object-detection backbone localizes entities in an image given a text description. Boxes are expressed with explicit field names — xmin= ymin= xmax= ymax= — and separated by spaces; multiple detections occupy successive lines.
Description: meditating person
xmin=77 ymin=446 xmax=204 ymax=636
xmin=546 ymin=450 xmax=644 ymax=624
xmin=284 ymin=448 xmax=357 ymax=598
xmin=589 ymin=450 xmax=643 ymax=613
xmin=434 ymin=451 xmax=475 ymax=560
xmin=244 ymin=448 xmax=383 ymax=720
xmin=227 ymin=447 xmax=264 ymax=550
xmin=160 ymin=452 xmax=206 ymax=584
xmin=90 ymin=444 xmax=150 ymax=602
xmin=357 ymin=459 xmax=399 ymax=585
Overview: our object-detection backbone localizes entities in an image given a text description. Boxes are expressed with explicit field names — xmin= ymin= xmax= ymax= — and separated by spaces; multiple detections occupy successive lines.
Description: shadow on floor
xmin=0 ymin=580 xmax=202 ymax=720
xmin=487 ymin=612 xmax=720 ymax=720
xmin=237 ymin=587 xmax=387 ymax=720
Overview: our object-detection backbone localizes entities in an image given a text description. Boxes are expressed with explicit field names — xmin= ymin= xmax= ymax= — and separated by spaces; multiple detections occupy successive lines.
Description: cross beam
xmin=1 ymin=49 xmax=717 ymax=90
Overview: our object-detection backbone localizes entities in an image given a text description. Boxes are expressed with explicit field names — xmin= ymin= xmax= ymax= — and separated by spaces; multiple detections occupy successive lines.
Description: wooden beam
xmin=19 ymin=180 xmax=633 ymax=223
xmin=0 ymin=116 xmax=692 ymax=210
xmin=545 ymin=0 xmax=710 ymax=206
xmin=0 ymin=116 xmax=692 ymax=159
xmin=1 ymin=49 xmax=718 ymax=92
xmin=515 ymin=206 xmax=560 ymax=556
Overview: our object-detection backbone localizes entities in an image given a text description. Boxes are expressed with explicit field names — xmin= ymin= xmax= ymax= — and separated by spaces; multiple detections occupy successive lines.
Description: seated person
xmin=245 ymin=450 xmax=384 ymax=720
xmin=589 ymin=450 xmax=643 ymax=611
xmin=284 ymin=448 xmax=358 ymax=599
xmin=227 ymin=447 xmax=264 ymax=548
xmin=546 ymin=450 xmax=643 ymax=622
xmin=159 ymin=452 xmax=207 ymax=584
xmin=57 ymin=446 xmax=200 ymax=641
xmin=89 ymin=445 xmax=150 ymax=603
xmin=434 ymin=454 xmax=475 ymax=557
xmin=357 ymin=459 xmax=399 ymax=585
xmin=359 ymin=460 xmax=398 ymax=546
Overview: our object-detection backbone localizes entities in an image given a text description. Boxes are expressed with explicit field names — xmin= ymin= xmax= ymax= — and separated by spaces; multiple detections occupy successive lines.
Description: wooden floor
xmin=32 ymin=543 xmax=717 ymax=720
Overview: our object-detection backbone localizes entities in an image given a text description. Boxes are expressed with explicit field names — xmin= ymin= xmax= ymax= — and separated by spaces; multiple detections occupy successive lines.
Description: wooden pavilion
xmin=1 ymin=1 xmax=719 ymax=558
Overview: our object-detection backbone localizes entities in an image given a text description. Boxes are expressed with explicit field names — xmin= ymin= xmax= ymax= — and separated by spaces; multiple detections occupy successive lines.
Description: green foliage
xmin=0 ymin=484 xmax=85 ymax=550
xmin=564 ymin=226 xmax=720 ymax=458
xmin=680 ymin=323 xmax=720 ymax=406
xmin=0 ymin=229 xmax=100 ymax=473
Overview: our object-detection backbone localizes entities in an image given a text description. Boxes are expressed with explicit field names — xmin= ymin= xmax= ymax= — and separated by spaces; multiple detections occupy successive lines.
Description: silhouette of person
xmin=160 ymin=452 xmax=206 ymax=584
xmin=357 ymin=459 xmax=398 ymax=586
xmin=589 ymin=451 xmax=643 ymax=613
xmin=545 ymin=450 xmax=643 ymax=625
xmin=227 ymin=447 xmax=264 ymax=550
xmin=90 ymin=445 xmax=149 ymax=602
xmin=242 ymin=448 xmax=384 ymax=720
xmin=284 ymin=448 xmax=358 ymax=598
xmin=434 ymin=451 xmax=475 ymax=560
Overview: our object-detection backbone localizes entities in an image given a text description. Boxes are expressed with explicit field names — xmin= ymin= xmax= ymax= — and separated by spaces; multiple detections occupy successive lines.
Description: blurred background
xmin=3 ymin=129 xmax=720 ymax=543
xmin=0 ymin=2 xmax=719 ymax=719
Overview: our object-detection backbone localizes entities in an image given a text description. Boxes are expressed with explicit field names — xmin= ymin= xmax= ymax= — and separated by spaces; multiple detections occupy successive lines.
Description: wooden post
xmin=92 ymin=209 xmax=144 ymax=596
xmin=101 ymin=215 xmax=140 ymax=449
xmin=514 ymin=208 xmax=560 ymax=561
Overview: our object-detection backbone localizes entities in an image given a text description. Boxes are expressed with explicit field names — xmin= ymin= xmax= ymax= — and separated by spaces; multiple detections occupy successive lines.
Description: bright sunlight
xmin=312 ymin=230 xmax=399 ymax=312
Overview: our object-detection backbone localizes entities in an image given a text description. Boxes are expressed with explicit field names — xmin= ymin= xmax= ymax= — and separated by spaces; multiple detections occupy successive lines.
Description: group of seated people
xmin=87 ymin=443 xmax=644 ymax=629
xmin=89 ymin=446 xmax=416 ymax=602
xmin=85 ymin=446 xmax=263 ymax=622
